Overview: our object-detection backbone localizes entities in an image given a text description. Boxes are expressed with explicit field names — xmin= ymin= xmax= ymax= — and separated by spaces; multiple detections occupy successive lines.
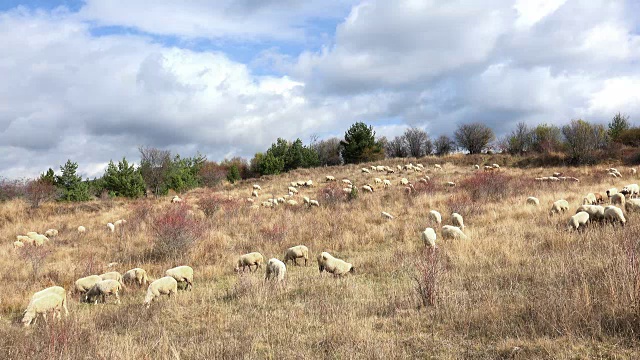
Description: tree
xmin=617 ymin=128 xmax=640 ymax=147
xmin=55 ymin=160 xmax=91 ymax=201
xmin=403 ymin=127 xmax=432 ymax=157
xmin=454 ymin=123 xmax=495 ymax=154
xmin=102 ymin=158 xmax=146 ymax=198
xmin=139 ymin=146 xmax=172 ymax=197
xmin=199 ymin=161 xmax=228 ymax=187
xmin=257 ymin=152 xmax=285 ymax=175
xmin=385 ymin=136 xmax=408 ymax=158
xmin=226 ymin=164 xmax=241 ymax=184
xmin=164 ymin=153 xmax=206 ymax=194
xmin=312 ymin=138 xmax=342 ymax=166
xmin=434 ymin=135 xmax=455 ymax=156
xmin=24 ymin=179 xmax=57 ymax=208
xmin=506 ymin=122 xmax=532 ymax=155
xmin=608 ymin=112 xmax=631 ymax=142
xmin=40 ymin=168 xmax=55 ymax=184
xmin=340 ymin=122 xmax=384 ymax=164
xmin=562 ymin=119 xmax=609 ymax=164
xmin=530 ymin=124 xmax=563 ymax=153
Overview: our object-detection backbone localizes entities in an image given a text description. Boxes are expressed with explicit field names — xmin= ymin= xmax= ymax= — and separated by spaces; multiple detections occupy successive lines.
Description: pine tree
xmin=55 ymin=160 xmax=91 ymax=201
xmin=102 ymin=158 xmax=146 ymax=198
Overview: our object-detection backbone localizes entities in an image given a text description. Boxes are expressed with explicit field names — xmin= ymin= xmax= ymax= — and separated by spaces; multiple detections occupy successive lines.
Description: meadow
xmin=1 ymin=155 xmax=640 ymax=359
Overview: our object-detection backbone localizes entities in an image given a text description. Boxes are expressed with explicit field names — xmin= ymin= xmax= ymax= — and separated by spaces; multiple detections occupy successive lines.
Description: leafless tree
xmin=454 ymin=123 xmax=495 ymax=154
xmin=138 ymin=146 xmax=172 ymax=197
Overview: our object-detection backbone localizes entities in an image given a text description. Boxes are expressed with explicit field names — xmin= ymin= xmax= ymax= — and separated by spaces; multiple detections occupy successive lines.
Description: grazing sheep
xmin=107 ymin=223 xmax=115 ymax=232
xmin=492 ymin=164 xmax=500 ymax=169
xmin=22 ymin=294 xmax=65 ymax=327
xmin=631 ymin=168 xmax=637 ymax=176
xmin=434 ymin=164 xmax=442 ymax=170
xmin=14 ymin=240 xmax=24 ymax=248
xmin=429 ymin=210 xmax=442 ymax=224
xmin=576 ymin=205 xmax=606 ymax=222
xmin=568 ymin=212 xmax=590 ymax=230
xmin=297 ymin=181 xmax=306 ymax=187
xmin=114 ymin=219 xmax=126 ymax=227
xmin=421 ymin=228 xmax=437 ymax=247
xmin=85 ymin=280 xmax=122 ymax=304
xmin=253 ymin=184 xmax=262 ymax=190
xmin=290 ymin=181 xmax=298 ymax=188
xmin=27 ymin=233 xmax=49 ymax=246
xmin=381 ymin=211 xmax=394 ymax=220
xmin=265 ymin=258 xmax=287 ymax=282
xmin=305 ymin=180 xmax=314 ymax=187
xmin=317 ymin=252 xmax=354 ymax=276
xmin=383 ymin=179 xmax=392 ymax=188
xmin=342 ymin=188 xmax=352 ymax=194
xmin=400 ymin=178 xmax=409 ymax=185
xmin=374 ymin=178 xmax=382 ymax=184
xmin=235 ymin=252 xmax=265 ymax=272
xmin=606 ymin=188 xmax=618 ymax=199
xmin=445 ymin=181 xmax=456 ymax=187
xmin=611 ymin=193 xmax=626 ymax=207
xmin=44 ymin=229 xmax=58 ymax=238
xmin=549 ymin=200 xmax=569 ymax=215
xmin=362 ymin=168 xmax=371 ymax=174
xmin=75 ymin=275 xmax=102 ymax=298
xmin=123 ymin=268 xmax=150 ymax=286
xmin=261 ymin=201 xmax=274 ymax=208
xmin=325 ymin=176 xmax=336 ymax=182
xmin=251 ymin=190 xmax=259 ymax=198
xmin=144 ymin=276 xmax=178 ymax=308
xmin=286 ymin=199 xmax=299 ymax=206
xmin=625 ymin=199 xmax=640 ymax=213
xmin=526 ymin=197 xmax=540 ymax=206
xmin=582 ymin=193 xmax=597 ymax=205
xmin=451 ymin=213 xmax=465 ymax=230
xmin=309 ymin=199 xmax=320 ymax=207
xmin=27 ymin=286 xmax=69 ymax=318
xmin=604 ymin=206 xmax=626 ymax=226
xmin=288 ymin=186 xmax=299 ymax=194
xmin=341 ymin=179 xmax=352 ymax=186
xmin=552 ymin=172 xmax=562 ymax=177
xmin=166 ymin=266 xmax=194 ymax=290
xmin=362 ymin=185 xmax=374 ymax=193
xmin=441 ymin=225 xmax=468 ymax=240
xmin=283 ymin=245 xmax=309 ymax=266
xmin=171 ymin=196 xmax=182 ymax=203
xmin=77 ymin=226 xmax=86 ymax=233
xmin=473 ymin=164 xmax=480 ymax=170
xmin=100 ymin=271 xmax=123 ymax=283
xmin=621 ymin=184 xmax=640 ymax=198
xmin=484 ymin=165 xmax=494 ymax=171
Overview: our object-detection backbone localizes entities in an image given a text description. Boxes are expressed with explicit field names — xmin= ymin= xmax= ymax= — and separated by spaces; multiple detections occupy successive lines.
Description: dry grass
xmin=2 ymin=157 xmax=640 ymax=359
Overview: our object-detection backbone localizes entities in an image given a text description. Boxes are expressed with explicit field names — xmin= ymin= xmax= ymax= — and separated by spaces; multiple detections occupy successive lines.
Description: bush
xmin=198 ymin=195 xmax=241 ymax=218
xmin=0 ymin=178 xmax=25 ymax=202
xmin=226 ymin=165 xmax=241 ymax=184
xmin=318 ymin=183 xmax=348 ymax=205
xmin=150 ymin=203 xmax=206 ymax=260
xmin=413 ymin=247 xmax=446 ymax=308
xmin=24 ymin=179 xmax=58 ymax=208
xmin=460 ymin=172 xmax=514 ymax=203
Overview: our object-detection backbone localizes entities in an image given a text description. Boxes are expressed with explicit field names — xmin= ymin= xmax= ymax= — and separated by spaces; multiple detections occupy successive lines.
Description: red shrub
xmin=198 ymin=195 xmax=241 ymax=218
xmin=24 ymin=179 xmax=58 ymax=208
xmin=460 ymin=172 xmax=516 ymax=202
xmin=260 ymin=223 xmax=288 ymax=243
xmin=150 ymin=203 xmax=206 ymax=260
xmin=413 ymin=247 xmax=446 ymax=308
xmin=318 ymin=182 xmax=348 ymax=204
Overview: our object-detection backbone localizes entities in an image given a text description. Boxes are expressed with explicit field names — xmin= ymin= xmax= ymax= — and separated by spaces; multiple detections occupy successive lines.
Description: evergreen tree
xmin=608 ymin=112 xmax=631 ymax=142
xmin=55 ymin=160 xmax=91 ymax=201
xmin=102 ymin=158 xmax=146 ymax=198
xmin=340 ymin=122 xmax=384 ymax=164
xmin=226 ymin=164 xmax=241 ymax=183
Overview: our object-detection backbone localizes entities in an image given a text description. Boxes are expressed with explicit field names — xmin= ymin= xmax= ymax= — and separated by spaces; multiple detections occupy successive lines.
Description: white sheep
xmin=14 ymin=240 xmax=24 ymax=248
xmin=27 ymin=233 xmax=49 ymax=246
xmin=27 ymin=286 xmax=69 ymax=318
xmin=305 ymin=180 xmax=314 ymax=187
xmin=631 ymin=168 xmax=637 ymax=175
xmin=625 ymin=199 xmax=640 ymax=213
xmin=473 ymin=164 xmax=480 ymax=170
xmin=400 ymin=178 xmax=409 ymax=185
xmin=75 ymin=275 xmax=102 ymax=298
xmin=582 ymin=193 xmax=597 ymax=205
xmin=166 ymin=266 xmax=194 ymax=290
xmin=611 ymin=193 xmax=626 ymax=207
xmin=235 ymin=252 xmax=265 ymax=272
xmin=309 ymin=199 xmax=320 ymax=207
xmin=429 ymin=210 xmax=442 ymax=224
xmin=526 ymin=197 xmax=540 ymax=206
xmin=317 ymin=252 xmax=354 ymax=276
xmin=114 ymin=219 xmax=126 ymax=227
xmin=325 ymin=176 xmax=336 ymax=182
xmin=100 ymin=271 xmax=123 ymax=283
xmin=297 ymin=180 xmax=306 ymax=187
xmin=621 ymin=184 xmax=640 ymax=198
xmin=283 ymin=245 xmax=309 ymax=266
xmin=421 ymin=228 xmax=437 ymax=247
xmin=286 ymin=199 xmax=299 ymax=206
xmin=253 ymin=184 xmax=262 ymax=190
xmin=604 ymin=206 xmax=626 ymax=226
xmin=77 ymin=226 xmax=86 ymax=233
xmin=383 ymin=179 xmax=392 ymax=188
xmin=84 ymin=279 xmax=122 ymax=304
xmin=445 ymin=182 xmax=456 ymax=187
xmin=434 ymin=164 xmax=442 ymax=170
xmin=606 ymin=188 xmax=618 ymax=199
xmin=341 ymin=179 xmax=353 ymax=186
xmin=144 ymin=276 xmax=178 ymax=308
xmin=22 ymin=294 xmax=65 ymax=327
xmin=549 ymin=200 xmax=569 ymax=215
xmin=568 ymin=212 xmax=590 ymax=230
xmin=251 ymin=190 xmax=259 ymax=198
xmin=265 ymin=258 xmax=287 ymax=282
xmin=171 ymin=196 xmax=182 ymax=203
xmin=374 ymin=178 xmax=382 ymax=184
xmin=451 ymin=213 xmax=465 ymax=230
xmin=492 ymin=164 xmax=500 ymax=169
xmin=261 ymin=201 xmax=274 ymax=208
xmin=575 ymin=205 xmax=605 ymax=222
xmin=381 ymin=211 xmax=394 ymax=220
xmin=441 ymin=225 xmax=468 ymax=240
xmin=361 ymin=168 xmax=371 ymax=174
xmin=361 ymin=185 xmax=373 ymax=193
xmin=288 ymin=186 xmax=299 ymax=194
xmin=44 ymin=229 xmax=58 ymax=237
xmin=107 ymin=223 xmax=115 ymax=232
xmin=123 ymin=268 xmax=150 ymax=286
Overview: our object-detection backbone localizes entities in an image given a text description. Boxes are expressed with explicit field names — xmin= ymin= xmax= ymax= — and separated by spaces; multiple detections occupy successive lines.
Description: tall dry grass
xmin=1 ymin=160 xmax=640 ymax=358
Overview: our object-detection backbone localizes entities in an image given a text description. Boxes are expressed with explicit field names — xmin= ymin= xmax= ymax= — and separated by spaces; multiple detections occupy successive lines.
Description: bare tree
xmin=506 ymin=122 xmax=532 ymax=155
xmin=138 ymin=146 xmax=172 ymax=197
xmin=454 ymin=123 xmax=495 ymax=154
xmin=434 ymin=135 xmax=455 ymax=156
xmin=403 ymin=127 xmax=432 ymax=157
xmin=312 ymin=137 xmax=343 ymax=166
xmin=562 ymin=119 xmax=609 ymax=164
xmin=385 ymin=136 xmax=408 ymax=158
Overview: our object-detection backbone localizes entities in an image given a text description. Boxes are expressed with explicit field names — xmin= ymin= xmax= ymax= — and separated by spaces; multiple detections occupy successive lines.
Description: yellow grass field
xmin=2 ymin=156 xmax=640 ymax=359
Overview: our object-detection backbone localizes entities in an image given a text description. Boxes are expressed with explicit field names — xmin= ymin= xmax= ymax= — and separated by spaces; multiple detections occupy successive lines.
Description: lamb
xmin=549 ymin=200 xmax=569 ymax=215
xmin=568 ymin=212 xmax=590 ymax=230
xmin=421 ymin=228 xmax=437 ymax=247
xmin=383 ymin=179 xmax=392 ymax=188
xmin=84 ymin=279 xmax=122 ymax=304
xmin=611 ymin=193 xmax=626 ymax=207
xmin=144 ymin=276 xmax=178 ymax=308
xmin=381 ymin=211 xmax=394 ymax=220
xmin=575 ymin=205 xmax=605 ymax=222
xmin=582 ymin=193 xmax=597 ymax=205
xmin=442 ymin=225 xmax=468 ymax=240
xmin=107 ymin=223 xmax=115 ymax=232
xmin=100 ymin=271 xmax=123 ymax=283
xmin=317 ymin=252 xmax=354 ymax=276
xmin=14 ymin=240 xmax=24 ymax=248
xmin=171 ymin=196 xmax=182 ymax=203
xmin=429 ymin=210 xmax=442 ymax=224
xmin=283 ymin=245 xmax=309 ymax=266
xmin=166 ymin=266 xmax=194 ymax=290
xmin=625 ymin=199 xmax=640 ymax=213
xmin=265 ymin=258 xmax=287 ymax=282
xmin=44 ymin=229 xmax=58 ymax=237
xmin=77 ymin=226 xmax=86 ymax=233
xmin=235 ymin=252 xmax=264 ymax=272
xmin=621 ymin=184 xmax=640 ymax=198
xmin=309 ymin=199 xmax=320 ymax=207
xmin=451 ymin=213 xmax=465 ymax=230
xmin=362 ymin=185 xmax=374 ymax=193
xmin=22 ymin=294 xmax=65 ymax=327
xmin=27 ymin=286 xmax=69 ymax=318
xmin=74 ymin=275 xmax=102 ymax=298
xmin=526 ymin=197 xmax=540 ymax=206
xmin=123 ymin=268 xmax=150 ymax=286
xmin=325 ymin=176 xmax=336 ymax=182
xmin=253 ymin=184 xmax=262 ymax=190
xmin=604 ymin=206 xmax=626 ymax=226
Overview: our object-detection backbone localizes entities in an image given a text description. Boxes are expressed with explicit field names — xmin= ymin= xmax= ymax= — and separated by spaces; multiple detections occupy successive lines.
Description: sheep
xmin=253 ymin=184 xmax=262 ymax=190
xmin=492 ymin=164 xmax=500 ymax=169
xmin=235 ymin=252 xmax=265 ymax=272
xmin=22 ymin=294 xmax=65 ymax=327
xmin=568 ymin=212 xmax=590 ymax=230
xmin=26 ymin=231 xmax=38 ymax=237
xmin=604 ymin=206 xmax=626 ymax=226
xmin=611 ymin=193 xmax=626 ymax=207
xmin=74 ymin=275 xmax=102 ymax=298
xmin=606 ymin=188 xmax=618 ymax=199
xmin=582 ymin=193 xmax=597 ymax=205
xmin=261 ymin=201 xmax=274 ymax=208
xmin=297 ymin=180 xmax=306 ymax=187
xmin=552 ymin=172 xmax=562 ymax=177
xmin=631 ymin=168 xmax=637 ymax=176
xmin=342 ymin=188 xmax=352 ymax=194
xmin=114 ymin=219 xmax=126 ymax=227
xmin=77 ymin=226 xmax=86 ymax=233
xmin=376 ymin=165 xmax=386 ymax=172
xmin=473 ymin=164 xmax=480 ymax=170
xmin=309 ymin=200 xmax=320 ymax=207
xmin=100 ymin=271 xmax=123 ymax=283
xmin=325 ymin=176 xmax=336 ymax=182
xmin=429 ymin=210 xmax=442 ymax=224
xmin=383 ymin=179 xmax=392 ymax=188
xmin=265 ymin=258 xmax=287 ymax=282
xmin=625 ymin=199 xmax=640 ymax=213
xmin=305 ymin=180 xmax=314 ymax=187
xmin=107 ymin=223 xmax=115 ymax=232
xmin=381 ymin=211 xmax=394 ymax=220
xmin=288 ymin=186 xmax=299 ymax=194
xmin=342 ymin=179 xmax=352 ymax=186
xmin=44 ymin=229 xmax=58 ymax=238
xmin=144 ymin=276 xmax=178 ymax=308
xmin=290 ymin=181 xmax=298 ymax=188
xmin=84 ymin=280 xmax=122 ymax=304
xmin=166 ymin=266 xmax=194 ymax=290
xmin=286 ymin=199 xmax=299 ymax=206
xmin=434 ymin=164 xmax=442 ymax=170
xmin=14 ymin=240 xmax=24 ymax=248
xmin=421 ymin=228 xmax=437 ymax=247
xmin=317 ymin=252 xmax=354 ymax=276
xmin=400 ymin=178 xmax=409 ymax=186
xmin=451 ymin=213 xmax=465 ymax=230
xmin=283 ymin=245 xmax=309 ymax=266
xmin=575 ymin=205 xmax=606 ymax=222
xmin=27 ymin=286 xmax=69 ymax=319
xmin=445 ymin=181 xmax=456 ymax=187
xmin=28 ymin=233 xmax=49 ymax=246
xmin=621 ymin=184 xmax=640 ymax=198
xmin=526 ymin=197 xmax=540 ymax=206
xmin=123 ymin=268 xmax=150 ymax=286
xmin=441 ymin=225 xmax=468 ymax=240
xmin=549 ymin=200 xmax=569 ymax=215
xmin=484 ymin=165 xmax=494 ymax=171
xmin=247 ymin=198 xmax=254 ymax=203
xmin=251 ymin=190 xmax=259 ymax=198
xmin=362 ymin=185 xmax=374 ymax=193
xmin=171 ymin=196 xmax=182 ymax=203
xmin=386 ymin=167 xmax=395 ymax=174
xmin=374 ymin=178 xmax=382 ymax=184
xmin=361 ymin=168 xmax=371 ymax=174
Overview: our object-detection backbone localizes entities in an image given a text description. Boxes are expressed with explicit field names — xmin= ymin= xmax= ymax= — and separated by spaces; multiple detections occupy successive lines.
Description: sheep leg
xmin=304 ymin=258 xmax=308 ymax=267
xmin=115 ymin=291 xmax=121 ymax=305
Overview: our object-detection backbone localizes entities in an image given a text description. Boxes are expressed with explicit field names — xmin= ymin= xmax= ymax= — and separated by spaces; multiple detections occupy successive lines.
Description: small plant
xmin=348 ymin=186 xmax=359 ymax=201
xmin=18 ymin=245 xmax=53 ymax=281
xmin=413 ymin=246 xmax=445 ymax=308
xmin=318 ymin=183 xmax=348 ymax=204
xmin=150 ymin=203 xmax=206 ymax=260
xmin=24 ymin=179 xmax=58 ymax=208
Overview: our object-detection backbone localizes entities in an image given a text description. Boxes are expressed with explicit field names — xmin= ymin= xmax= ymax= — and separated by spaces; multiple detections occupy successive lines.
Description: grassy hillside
xmin=2 ymin=158 xmax=640 ymax=359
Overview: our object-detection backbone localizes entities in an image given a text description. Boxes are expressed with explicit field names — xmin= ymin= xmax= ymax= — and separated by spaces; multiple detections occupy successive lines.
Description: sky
xmin=1 ymin=0 xmax=639 ymax=179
